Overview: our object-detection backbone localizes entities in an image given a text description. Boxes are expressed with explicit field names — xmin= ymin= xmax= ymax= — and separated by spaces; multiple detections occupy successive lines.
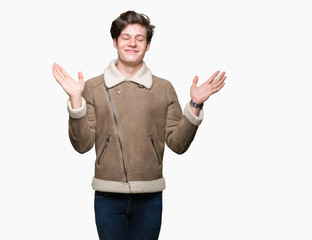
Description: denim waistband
xmin=95 ymin=190 xmax=162 ymax=199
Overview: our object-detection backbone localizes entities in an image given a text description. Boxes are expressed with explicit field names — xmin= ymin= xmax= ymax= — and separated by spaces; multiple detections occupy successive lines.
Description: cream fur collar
xmin=104 ymin=59 xmax=153 ymax=89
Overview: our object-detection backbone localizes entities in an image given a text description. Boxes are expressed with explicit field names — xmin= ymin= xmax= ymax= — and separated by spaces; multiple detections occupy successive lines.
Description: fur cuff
xmin=67 ymin=98 xmax=87 ymax=119
xmin=183 ymin=103 xmax=204 ymax=126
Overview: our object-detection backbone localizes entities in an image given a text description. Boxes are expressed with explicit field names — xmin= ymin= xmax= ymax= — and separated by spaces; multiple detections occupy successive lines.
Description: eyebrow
xmin=121 ymin=33 xmax=146 ymax=38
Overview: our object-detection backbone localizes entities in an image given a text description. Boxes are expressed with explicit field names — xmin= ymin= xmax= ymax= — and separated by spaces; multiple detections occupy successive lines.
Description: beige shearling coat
xmin=67 ymin=60 xmax=203 ymax=193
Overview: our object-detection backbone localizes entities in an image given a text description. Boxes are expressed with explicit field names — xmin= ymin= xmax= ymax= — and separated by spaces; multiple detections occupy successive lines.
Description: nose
xmin=128 ymin=38 xmax=137 ymax=47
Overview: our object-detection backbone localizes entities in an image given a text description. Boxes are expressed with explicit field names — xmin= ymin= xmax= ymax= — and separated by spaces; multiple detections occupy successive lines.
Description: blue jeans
xmin=94 ymin=191 xmax=162 ymax=240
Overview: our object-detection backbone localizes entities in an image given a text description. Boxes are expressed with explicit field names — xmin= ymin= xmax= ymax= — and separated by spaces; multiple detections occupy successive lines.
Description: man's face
xmin=113 ymin=23 xmax=150 ymax=67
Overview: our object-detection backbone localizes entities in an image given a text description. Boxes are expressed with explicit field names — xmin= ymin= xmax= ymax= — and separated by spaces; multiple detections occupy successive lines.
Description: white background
xmin=1 ymin=0 xmax=311 ymax=239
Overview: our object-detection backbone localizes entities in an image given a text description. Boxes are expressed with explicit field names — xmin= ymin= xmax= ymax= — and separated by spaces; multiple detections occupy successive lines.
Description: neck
xmin=116 ymin=60 xmax=143 ymax=79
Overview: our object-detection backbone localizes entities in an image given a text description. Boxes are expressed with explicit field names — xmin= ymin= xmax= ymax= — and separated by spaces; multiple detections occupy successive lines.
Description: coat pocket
xmin=150 ymin=135 xmax=161 ymax=165
xmin=97 ymin=135 xmax=111 ymax=165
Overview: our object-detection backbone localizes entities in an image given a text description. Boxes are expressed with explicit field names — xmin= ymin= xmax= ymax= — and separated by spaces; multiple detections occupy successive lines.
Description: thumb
xmin=192 ymin=76 xmax=198 ymax=88
xmin=78 ymin=71 xmax=84 ymax=83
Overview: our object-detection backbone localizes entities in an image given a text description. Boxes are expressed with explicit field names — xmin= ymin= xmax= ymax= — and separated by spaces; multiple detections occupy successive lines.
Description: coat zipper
xmin=106 ymin=88 xmax=129 ymax=183
xmin=150 ymin=136 xmax=161 ymax=165
xmin=97 ymin=135 xmax=111 ymax=165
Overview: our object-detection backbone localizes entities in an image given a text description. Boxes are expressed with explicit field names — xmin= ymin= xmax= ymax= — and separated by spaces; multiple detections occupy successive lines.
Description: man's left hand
xmin=190 ymin=70 xmax=227 ymax=105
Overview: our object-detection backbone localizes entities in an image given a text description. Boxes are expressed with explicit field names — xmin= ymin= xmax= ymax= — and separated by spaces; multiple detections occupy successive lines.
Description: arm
xmin=68 ymin=83 xmax=96 ymax=153
xmin=165 ymin=83 xmax=201 ymax=154
xmin=52 ymin=63 xmax=96 ymax=153
xmin=165 ymin=71 xmax=227 ymax=154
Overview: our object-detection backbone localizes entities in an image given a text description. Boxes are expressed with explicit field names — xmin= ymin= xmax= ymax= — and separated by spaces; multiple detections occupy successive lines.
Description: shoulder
xmin=85 ymin=74 xmax=105 ymax=89
xmin=152 ymin=75 xmax=174 ymax=90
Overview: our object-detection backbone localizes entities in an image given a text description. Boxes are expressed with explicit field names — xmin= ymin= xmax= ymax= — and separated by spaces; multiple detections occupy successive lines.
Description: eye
xmin=136 ymin=38 xmax=144 ymax=42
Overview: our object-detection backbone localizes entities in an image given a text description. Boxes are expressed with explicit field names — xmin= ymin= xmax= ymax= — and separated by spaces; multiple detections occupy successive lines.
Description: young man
xmin=52 ymin=10 xmax=226 ymax=240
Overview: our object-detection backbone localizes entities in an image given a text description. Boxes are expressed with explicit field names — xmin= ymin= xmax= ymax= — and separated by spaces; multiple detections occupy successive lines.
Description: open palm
xmin=190 ymin=71 xmax=227 ymax=104
xmin=52 ymin=63 xmax=85 ymax=98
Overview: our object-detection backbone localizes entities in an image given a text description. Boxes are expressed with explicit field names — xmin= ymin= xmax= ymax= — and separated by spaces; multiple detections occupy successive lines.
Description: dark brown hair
xmin=110 ymin=11 xmax=155 ymax=44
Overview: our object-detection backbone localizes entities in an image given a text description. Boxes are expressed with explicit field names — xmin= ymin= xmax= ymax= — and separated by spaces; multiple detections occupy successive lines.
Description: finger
xmin=208 ymin=70 xmax=220 ymax=84
xmin=213 ymin=71 xmax=226 ymax=83
xmin=212 ymin=76 xmax=226 ymax=91
xmin=78 ymin=71 xmax=84 ymax=83
xmin=212 ymin=75 xmax=227 ymax=88
xmin=52 ymin=63 xmax=63 ymax=82
xmin=56 ymin=63 xmax=70 ymax=79
xmin=214 ymin=82 xmax=225 ymax=93
xmin=54 ymin=63 xmax=66 ymax=79
xmin=192 ymin=76 xmax=198 ymax=88
xmin=57 ymin=64 xmax=70 ymax=77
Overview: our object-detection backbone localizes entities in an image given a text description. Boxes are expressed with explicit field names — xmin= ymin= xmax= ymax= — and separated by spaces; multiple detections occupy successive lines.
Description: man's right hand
xmin=52 ymin=63 xmax=85 ymax=109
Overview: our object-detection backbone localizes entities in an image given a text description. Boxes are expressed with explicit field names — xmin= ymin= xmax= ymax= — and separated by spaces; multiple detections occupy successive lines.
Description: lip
xmin=125 ymin=49 xmax=139 ymax=53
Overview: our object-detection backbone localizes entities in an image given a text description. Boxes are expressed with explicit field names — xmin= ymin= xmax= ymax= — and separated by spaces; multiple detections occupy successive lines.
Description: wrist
xmin=189 ymin=103 xmax=200 ymax=116
xmin=70 ymin=96 xmax=82 ymax=109
xmin=190 ymin=99 xmax=204 ymax=109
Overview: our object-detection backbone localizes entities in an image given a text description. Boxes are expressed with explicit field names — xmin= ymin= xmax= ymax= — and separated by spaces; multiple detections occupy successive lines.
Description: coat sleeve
xmin=165 ymin=83 xmax=204 ymax=154
xmin=67 ymin=83 xmax=96 ymax=154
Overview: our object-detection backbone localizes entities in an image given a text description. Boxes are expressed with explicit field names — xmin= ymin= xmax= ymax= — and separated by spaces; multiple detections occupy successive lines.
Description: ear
xmin=113 ymin=38 xmax=117 ymax=49
xmin=145 ymin=42 xmax=151 ymax=52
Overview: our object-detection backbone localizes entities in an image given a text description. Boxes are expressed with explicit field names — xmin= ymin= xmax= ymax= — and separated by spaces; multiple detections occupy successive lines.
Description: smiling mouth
xmin=125 ymin=50 xmax=139 ymax=53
